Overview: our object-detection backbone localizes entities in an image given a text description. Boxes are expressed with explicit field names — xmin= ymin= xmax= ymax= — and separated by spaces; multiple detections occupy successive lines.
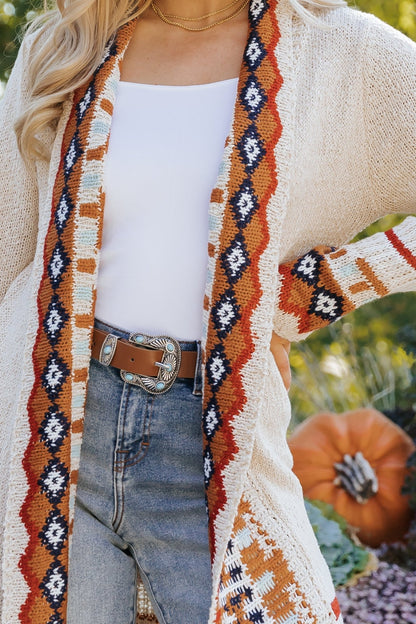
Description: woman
xmin=0 ymin=0 xmax=415 ymax=623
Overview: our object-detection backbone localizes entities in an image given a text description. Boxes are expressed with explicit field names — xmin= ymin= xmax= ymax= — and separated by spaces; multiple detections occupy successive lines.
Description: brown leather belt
xmin=91 ymin=328 xmax=197 ymax=379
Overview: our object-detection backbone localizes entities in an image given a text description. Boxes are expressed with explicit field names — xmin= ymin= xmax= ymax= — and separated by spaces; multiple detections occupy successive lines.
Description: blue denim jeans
xmin=67 ymin=320 xmax=212 ymax=624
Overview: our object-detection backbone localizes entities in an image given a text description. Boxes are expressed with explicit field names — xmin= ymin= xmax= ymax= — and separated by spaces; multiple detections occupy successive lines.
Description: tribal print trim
xmin=202 ymin=0 xmax=282 ymax=557
xmin=215 ymin=496 xmax=341 ymax=623
xmin=278 ymin=221 xmax=416 ymax=337
xmin=19 ymin=22 xmax=136 ymax=623
xmin=278 ymin=245 xmax=356 ymax=335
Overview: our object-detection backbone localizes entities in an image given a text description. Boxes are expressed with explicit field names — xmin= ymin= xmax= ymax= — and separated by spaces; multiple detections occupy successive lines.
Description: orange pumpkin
xmin=288 ymin=408 xmax=415 ymax=547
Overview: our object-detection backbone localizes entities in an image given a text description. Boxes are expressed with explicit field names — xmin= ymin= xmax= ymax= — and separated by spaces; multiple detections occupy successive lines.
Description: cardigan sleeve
xmin=273 ymin=217 xmax=416 ymax=342
xmin=0 ymin=35 xmax=39 ymax=304
xmin=273 ymin=15 xmax=416 ymax=342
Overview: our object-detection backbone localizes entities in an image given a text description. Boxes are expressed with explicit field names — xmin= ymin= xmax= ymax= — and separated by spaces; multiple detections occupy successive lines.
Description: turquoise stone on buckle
xmin=98 ymin=333 xmax=118 ymax=366
xmin=120 ymin=333 xmax=181 ymax=395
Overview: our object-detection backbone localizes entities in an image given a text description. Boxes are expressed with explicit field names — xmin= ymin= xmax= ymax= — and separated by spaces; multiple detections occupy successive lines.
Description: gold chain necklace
xmin=151 ymin=0 xmax=250 ymax=32
xmin=162 ymin=0 xmax=243 ymax=21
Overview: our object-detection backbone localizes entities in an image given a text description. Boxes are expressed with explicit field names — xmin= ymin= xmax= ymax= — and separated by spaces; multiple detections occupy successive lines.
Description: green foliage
xmin=305 ymin=498 xmax=370 ymax=587
xmin=381 ymin=325 xmax=416 ymax=509
xmin=0 ymin=0 xmax=42 ymax=82
xmin=289 ymin=312 xmax=416 ymax=431
xmin=351 ymin=0 xmax=416 ymax=39
xmin=384 ymin=324 xmax=416 ymax=428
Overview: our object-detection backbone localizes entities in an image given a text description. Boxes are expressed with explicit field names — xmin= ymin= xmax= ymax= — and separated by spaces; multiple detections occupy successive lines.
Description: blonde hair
xmin=16 ymin=0 xmax=346 ymax=162
xmin=15 ymin=0 xmax=152 ymax=161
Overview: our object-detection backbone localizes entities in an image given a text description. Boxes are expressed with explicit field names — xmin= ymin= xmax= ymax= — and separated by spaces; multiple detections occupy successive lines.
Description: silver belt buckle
xmin=120 ymin=333 xmax=181 ymax=395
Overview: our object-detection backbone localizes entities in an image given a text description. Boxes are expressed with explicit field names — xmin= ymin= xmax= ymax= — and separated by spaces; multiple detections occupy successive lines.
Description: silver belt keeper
xmin=98 ymin=333 xmax=118 ymax=366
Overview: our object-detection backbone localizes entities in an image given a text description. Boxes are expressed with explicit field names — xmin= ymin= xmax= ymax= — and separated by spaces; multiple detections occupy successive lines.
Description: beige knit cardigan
xmin=0 ymin=1 xmax=416 ymax=623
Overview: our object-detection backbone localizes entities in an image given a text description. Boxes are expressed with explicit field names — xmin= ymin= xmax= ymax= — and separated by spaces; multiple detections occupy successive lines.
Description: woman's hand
xmin=270 ymin=331 xmax=291 ymax=391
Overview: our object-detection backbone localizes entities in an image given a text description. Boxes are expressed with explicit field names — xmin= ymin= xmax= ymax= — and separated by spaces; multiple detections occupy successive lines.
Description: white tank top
xmin=96 ymin=78 xmax=238 ymax=340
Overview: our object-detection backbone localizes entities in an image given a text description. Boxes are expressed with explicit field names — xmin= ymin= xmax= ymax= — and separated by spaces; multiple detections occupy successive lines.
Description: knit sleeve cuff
xmin=273 ymin=216 xmax=416 ymax=342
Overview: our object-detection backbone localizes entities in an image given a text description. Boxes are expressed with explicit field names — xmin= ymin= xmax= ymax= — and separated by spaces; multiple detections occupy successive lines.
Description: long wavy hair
xmin=16 ymin=0 xmax=346 ymax=162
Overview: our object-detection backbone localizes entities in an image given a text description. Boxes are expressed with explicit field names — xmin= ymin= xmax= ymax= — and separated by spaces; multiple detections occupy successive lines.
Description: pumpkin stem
xmin=333 ymin=451 xmax=378 ymax=504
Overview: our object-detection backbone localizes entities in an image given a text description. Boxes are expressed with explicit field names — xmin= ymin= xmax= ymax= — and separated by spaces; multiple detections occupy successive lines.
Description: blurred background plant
xmin=289 ymin=316 xmax=416 ymax=432
xmin=355 ymin=0 xmax=416 ymax=38
xmin=0 ymin=0 xmax=41 ymax=91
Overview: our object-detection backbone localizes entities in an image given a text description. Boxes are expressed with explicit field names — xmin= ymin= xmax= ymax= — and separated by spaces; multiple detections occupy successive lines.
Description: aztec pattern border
xmin=19 ymin=22 xmax=136 ymax=623
xmin=202 ymin=0 xmax=281 ymax=557
xmin=278 ymin=223 xmax=416 ymax=337
xmin=203 ymin=1 xmax=343 ymax=619
xmin=216 ymin=495 xmax=341 ymax=623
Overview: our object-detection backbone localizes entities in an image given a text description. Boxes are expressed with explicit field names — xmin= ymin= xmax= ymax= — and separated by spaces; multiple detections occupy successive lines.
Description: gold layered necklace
xmin=151 ymin=0 xmax=250 ymax=31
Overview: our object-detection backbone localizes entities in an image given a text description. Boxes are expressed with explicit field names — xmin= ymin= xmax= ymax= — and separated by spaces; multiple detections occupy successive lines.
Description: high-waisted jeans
xmin=67 ymin=320 xmax=212 ymax=624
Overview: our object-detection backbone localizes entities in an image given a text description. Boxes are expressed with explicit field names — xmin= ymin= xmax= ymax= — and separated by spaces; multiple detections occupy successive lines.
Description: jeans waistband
xmin=93 ymin=319 xmax=203 ymax=396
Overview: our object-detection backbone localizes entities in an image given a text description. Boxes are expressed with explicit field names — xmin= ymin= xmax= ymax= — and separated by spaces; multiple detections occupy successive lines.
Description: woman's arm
xmin=270 ymin=331 xmax=291 ymax=390
xmin=0 ymin=34 xmax=39 ymax=304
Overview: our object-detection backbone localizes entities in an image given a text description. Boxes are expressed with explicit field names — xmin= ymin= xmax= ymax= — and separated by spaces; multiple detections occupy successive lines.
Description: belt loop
xmin=192 ymin=341 xmax=203 ymax=396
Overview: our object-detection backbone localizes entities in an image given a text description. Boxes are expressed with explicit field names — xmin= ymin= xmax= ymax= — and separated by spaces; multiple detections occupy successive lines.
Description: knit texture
xmin=276 ymin=218 xmax=416 ymax=341
xmin=0 ymin=1 xmax=416 ymax=623
xmin=202 ymin=0 xmax=282 ymax=557
xmin=18 ymin=22 xmax=137 ymax=623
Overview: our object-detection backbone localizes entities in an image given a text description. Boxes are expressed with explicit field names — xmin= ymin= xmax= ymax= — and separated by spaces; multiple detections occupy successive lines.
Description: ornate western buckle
xmin=120 ymin=333 xmax=181 ymax=395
